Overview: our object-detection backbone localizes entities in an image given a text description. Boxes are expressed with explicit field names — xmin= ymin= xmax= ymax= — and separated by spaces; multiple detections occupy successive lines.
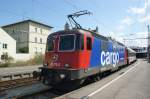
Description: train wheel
xmin=102 ymin=70 xmax=111 ymax=77
xmin=127 ymin=59 xmax=129 ymax=65
xmin=42 ymin=77 xmax=51 ymax=85
xmin=94 ymin=74 xmax=101 ymax=82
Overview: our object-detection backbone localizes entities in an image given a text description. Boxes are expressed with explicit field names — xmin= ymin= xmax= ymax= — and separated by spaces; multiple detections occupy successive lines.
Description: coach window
xmin=87 ymin=37 xmax=92 ymax=50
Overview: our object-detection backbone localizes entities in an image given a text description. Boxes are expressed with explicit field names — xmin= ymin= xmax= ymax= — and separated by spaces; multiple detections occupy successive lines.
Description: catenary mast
xmin=147 ymin=25 xmax=150 ymax=62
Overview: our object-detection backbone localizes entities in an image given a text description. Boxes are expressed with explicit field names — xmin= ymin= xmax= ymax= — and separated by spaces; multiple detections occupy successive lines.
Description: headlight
xmin=60 ymin=74 xmax=65 ymax=79
xmin=64 ymin=64 xmax=70 ymax=68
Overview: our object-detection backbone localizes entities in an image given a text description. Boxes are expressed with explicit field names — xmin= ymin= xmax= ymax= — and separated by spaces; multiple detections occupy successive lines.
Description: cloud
xmin=127 ymin=0 xmax=149 ymax=15
xmin=138 ymin=14 xmax=150 ymax=23
xmin=127 ymin=6 xmax=146 ymax=15
xmin=116 ymin=16 xmax=134 ymax=31
xmin=121 ymin=16 xmax=134 ymax=26
xmin=109 ymin=0 xmax=149 ymax=47
xmin=116 ymin=25 xmax=125 ymax=31
xmin=103 ymin=31 xmax=124 ymax=44
xmin=127 ymin=0 xmax=150 ymax=23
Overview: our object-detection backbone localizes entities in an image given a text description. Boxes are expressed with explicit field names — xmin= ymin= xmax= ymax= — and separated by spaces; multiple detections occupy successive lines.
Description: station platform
xmin=57 ymin=59 xmax=150 ymax=99
xmin=0 ymin=65 xmax=41 ymax=76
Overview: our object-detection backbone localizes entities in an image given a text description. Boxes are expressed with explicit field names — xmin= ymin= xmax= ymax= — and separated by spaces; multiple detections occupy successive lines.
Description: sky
xmin=0 ymin=0 xmax=149 ymax=47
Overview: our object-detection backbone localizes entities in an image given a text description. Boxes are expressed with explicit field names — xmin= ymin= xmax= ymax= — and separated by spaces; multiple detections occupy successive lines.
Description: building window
xmin=1 ymin=52 xmax=8 ymax=60
xmin=12 ymin=29 xmax=15 ymax=33
xmin=3 ymin=43 xmax=7 ymax=49
xmin=35 ymin=37 xmax=37 ymax=43
xmin=40 ymin=28 xmax=42 ymax=34
xmin=1 ymin=55 xmax=4 ymax=60
xmin=18 ymin=36 xmax=20 ymax=42
xmin=35 ymin=47 xmax=37 ymax=54
xmin=35 ymin=28 xmax=38 ymax=33
xmin=40 ymin=38 xmax=42 ymax=43
xmin=40 ymin=48 xmax=42 ymax=53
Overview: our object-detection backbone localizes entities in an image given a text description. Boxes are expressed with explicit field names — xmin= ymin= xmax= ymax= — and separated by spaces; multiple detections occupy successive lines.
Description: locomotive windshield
xmin=59 ymin=35 xmax=75 ymax=51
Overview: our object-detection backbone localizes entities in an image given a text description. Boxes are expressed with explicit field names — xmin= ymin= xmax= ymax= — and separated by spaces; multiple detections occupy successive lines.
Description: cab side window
xmin=87 ymin=37 xmax=92 ymax=50
xmin=81 ymin=35 xmax=84 ymax=50
xmin=75 ymin=35 xmax=80 ymax=50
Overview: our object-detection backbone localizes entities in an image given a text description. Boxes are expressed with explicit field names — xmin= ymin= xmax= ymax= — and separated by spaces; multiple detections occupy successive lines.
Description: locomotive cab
xmin=44 ymin=31 xmax=92 ymax=69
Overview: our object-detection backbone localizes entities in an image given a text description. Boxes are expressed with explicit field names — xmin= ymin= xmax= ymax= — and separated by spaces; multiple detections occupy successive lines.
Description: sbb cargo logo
xmin=101 ymin=51 xmax=119 ymax=67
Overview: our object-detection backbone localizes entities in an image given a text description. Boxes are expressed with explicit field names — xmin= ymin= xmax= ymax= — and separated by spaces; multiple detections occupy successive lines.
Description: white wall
xmin=0 ymin=28 xmax=16 ymax=62
xmin=29 ymin=43 xmax=46 ymax=55
xmin=15 ymin=53 xmax=32 ymax=61
xmin=28 ymin=22 xmax=51 ymax=54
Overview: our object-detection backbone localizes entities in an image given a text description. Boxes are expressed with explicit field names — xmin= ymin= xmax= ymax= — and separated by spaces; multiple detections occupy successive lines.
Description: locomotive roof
xmin=49 ymin=29 xmax=91 ymax=36
xmin=48 ymin=29 xmax=108 ymax=40
xmin=48 ymin=28 xmax=125 ymax=47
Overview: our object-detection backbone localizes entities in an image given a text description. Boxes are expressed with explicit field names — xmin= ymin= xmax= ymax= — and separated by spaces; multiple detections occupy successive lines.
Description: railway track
xmin=0 ymin=77 xmax=38 ymax=95
xmin=0 ymin=62 xmax=137 ymax=99
xmin=20 ymin=88 xmax=69 ymax=99
xmin=15 ymin=72 xmax=114 ymax=99
xmin=21 ymin=63 xmax=137 ymax=99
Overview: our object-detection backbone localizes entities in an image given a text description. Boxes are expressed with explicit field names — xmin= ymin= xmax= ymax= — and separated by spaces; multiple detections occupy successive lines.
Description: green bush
xmin=0 ymin=54 xmax=44 ymax=68
xmin=18 ymin=47 xmax=29 ymax=53
xmin=29 ymin=54 xmax=44 ymax=65
xmin=0 ymin=56 xmax=14 ymax=67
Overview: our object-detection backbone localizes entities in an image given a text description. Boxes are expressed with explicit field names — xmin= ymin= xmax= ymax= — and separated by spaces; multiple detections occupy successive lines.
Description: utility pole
xmin=147 ymin=25 xmax=150 ymax=62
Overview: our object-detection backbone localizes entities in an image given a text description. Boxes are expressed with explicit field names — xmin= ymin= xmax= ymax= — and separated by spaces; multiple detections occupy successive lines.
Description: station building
xmin=131 ymin=46 xmax=148 ymax=58
xmin=2 ymin=20 xmax=53 ymax=55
